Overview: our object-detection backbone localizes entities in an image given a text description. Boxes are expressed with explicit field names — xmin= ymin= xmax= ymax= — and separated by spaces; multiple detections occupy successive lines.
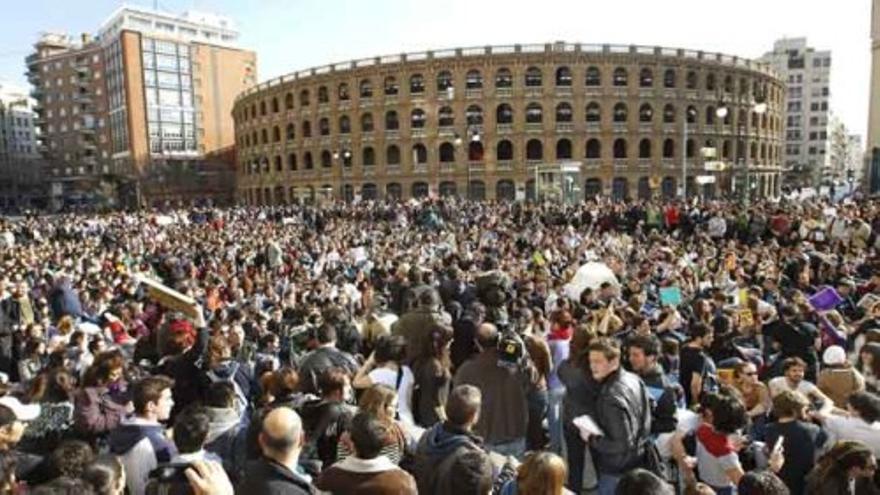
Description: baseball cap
xmin=0 ymin=397 xmax=40 ymax=425
xmin=822 ymin=345 xmax=847 ymax=366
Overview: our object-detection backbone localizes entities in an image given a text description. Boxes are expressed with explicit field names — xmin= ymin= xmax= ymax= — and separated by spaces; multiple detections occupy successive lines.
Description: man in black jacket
xmin=297 ymin=324 xmax=358 ymax=394
xmin=239 ymin=406 xmax=313 ymax=494
xmin=627 ymin=334 xmax=679 ymax=435
xmin=586 ymin=338 xmax=652 ymax=495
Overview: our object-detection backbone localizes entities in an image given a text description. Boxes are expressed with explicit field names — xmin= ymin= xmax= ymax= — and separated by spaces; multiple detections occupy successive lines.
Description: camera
xmin=145 ymin=463 xmax=194 ymax=495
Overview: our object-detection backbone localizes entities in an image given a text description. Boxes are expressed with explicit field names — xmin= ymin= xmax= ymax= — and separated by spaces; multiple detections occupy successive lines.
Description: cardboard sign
xmin=135 ymin=274 xmax=200 ymax=320
xmin=738 ymin=309 xmax=754 ymax=327
xmin=808 ymin=287 xmax=843 ymax=312
xmin=725 ymin=253 xmax=736 ymax=271
xmin=858 ymin=293 xmax=880 ymax=310
xmin=659 ymin=286 xmax=683 ymax=307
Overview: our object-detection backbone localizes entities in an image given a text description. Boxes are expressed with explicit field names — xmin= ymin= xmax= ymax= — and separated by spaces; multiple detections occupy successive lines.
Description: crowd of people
xmin=0 ymin=195 xmax=878 ymax=494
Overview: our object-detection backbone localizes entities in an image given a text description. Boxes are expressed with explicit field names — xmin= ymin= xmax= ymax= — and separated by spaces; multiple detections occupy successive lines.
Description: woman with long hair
xmin=500 ymin=451 xmax=568 ymax=495
xmin=805 ymin=441 xmax=877 ymax=494
xmin=82 ymin=454 xmax=126 ymax=495
xmin=73 ymin=350 xmax=130 ymax=439
xmin=19 ymin=368 xmax=76 ymax=455
xmin=352 ymin=335 xmax=415 ymax=425
xmin=336 ymin=384 xmax=410 ymax=465
xmin=411 ymin=326 xmax=452 ymax=428
xmin=857 ymin=342 xmax=880 ymax=393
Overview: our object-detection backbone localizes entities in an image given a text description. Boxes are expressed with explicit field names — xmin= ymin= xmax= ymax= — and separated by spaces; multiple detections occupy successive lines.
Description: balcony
xmin=362 ymin=167 xmax=376 ymax=176
xmin=584 ymin=159 xmax=601 ymax=168
xmin=613 ymin=159 xmax=628 ymax=169
xmin=495 ymin=87 xmax=513 ymax=98
xmin=525 ymin=86 xmax=543 ymax=97
xmin=465 ymin=89 xmax=482 ymax=99
xmin=438 ymin=126 xmax=455 ymax=137
xmin=662 ymin=159 xmax=676 ymax=168
xmin=384 ymin=96 xmax=398 ymax=106
xmin=638 ymin=159 xmax=652 ymax=169
xmin=411 ymin=127 xmax=427 ymax=138
xmin=685 ymin=90 xmax=699 ymax=100
xmin=468 ymin=162 xmax=485 ymax=172
xmin=413 ymin=164 xmax=428 ymax=174
xmin=525 ymin=123 xmax=543 ymax=133
xmin=613 ymin=123 xmax=628 ymax=133
xmin=386 ymin=165 xmax=402 ymax=175
xmin=385 ymin=130 xmax=400 ymax=139
xmin=496 ymin=123 xmax=513 ymax=134
xmin=75 ymin=65 xmax=91 ymax=76
xmin=554 ymin=86 xmax=573 ymax=97
xmin=439 ymin=162 xmax=455 ymax=174
xmin=556 ymin=123 xmax=574 ymax=133
xmin=586 ymin=122 xmax=601 ymax=132
xmin=496 ymin=161 xmax=513 ymax=171
xmin=526 ymin=159 xmax=542 ymax=168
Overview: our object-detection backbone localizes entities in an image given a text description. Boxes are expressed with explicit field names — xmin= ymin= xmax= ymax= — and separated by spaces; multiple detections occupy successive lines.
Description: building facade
xmin=234 ymin=43 xmax=785 ymax=204
xmin=868 ymin=0 xmax=880 ymax=192
xmin=760 ymin=38 xmax=832 ymax=189
xmin=0 ymin=83 xmax=42 ymax=208
xmin=25 ymin=6 xmax=256 ymax=208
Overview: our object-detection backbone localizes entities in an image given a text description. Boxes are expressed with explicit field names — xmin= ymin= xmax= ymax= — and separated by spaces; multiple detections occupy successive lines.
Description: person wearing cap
xmin=818 ymin=345 xmax=866 ymax=410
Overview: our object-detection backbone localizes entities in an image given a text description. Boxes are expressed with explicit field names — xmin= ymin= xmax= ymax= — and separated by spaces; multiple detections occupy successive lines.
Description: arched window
xmin=739 ymin=77 xmax=749 ymax=97
xmin=260 ymin=100 xmax=266 ymax=115
xmin=613 ymin=67 xmax=628 ymax=86
xmin=338 ymin=83 xmax=349 ymax=101
xmin=386 ymin=145 xmax=401 ymax=165
xmin=525 ymin=66 xmax=542 ymax=87
xmin=584 ymin=178 xmax=602 ymax=197
xmin=410 ymin=74 xmax=425 ymax=94
xmin=663 ymin=139 xmax=675 ymax=158
xmin=387 ymin=183 xmax=402 ymax=199
xmin=687 ymin=139 xmax=696 ymax=158
xmin=359 ymin=79 xmax=373 ymax=98
xmin=496 ymin=104 xmax=513 ymax=124
xmin=496 ymin=180 xmax=515 ymax=201
xmin=586 ymin=102 xmax=601 ymax=123
xmin=613 ymin=138 xmax=627 ymax=158
xmin=437 ymin=70 xmax=453 ymax=91
xmin=272 ymin=126 xmax=281 ymax=142
xmin=526 ymin=139 xmax=543 ymax=160
xmin=496 ymin=140 xmax=513 ymax=160
xmin=585 ymin=139 xmax=601 ymax=159
xmin=585 ymin=66 xmax=601 ymax=86
xmin=639 ymin=68 xmax=653 ymax=87
xmin=613 ymin=103 xmax=628 ymax=123
xmin=284 ymin=92 xmax=294 ymax=109
xmin=413 ymin=143 xmax=427 ymax=164
xmin=556 ymin=66 xmax=572 ymax=86
xmin=526 ymin=103 xmax=543 ymax=123
xmin=319 ymin=118 xmax=329 ymax=136
xmin=495 ymin=68 xmax=513 ymax=88
xmin=724 ymin=75 xmax=734 ymax=93
xmin=286 ymin=123 xmax=295 ymax=140
xmin=274 ymin=155 xmax=283 ymax=172
xmin=555 ymin=103 xmax=573 ymax=123
xmin=385 ymin=111 xmax=399 ymax=131
xmin=466 ymin=105 xmax=483 ymax=125
xmin=639 ymin=104 xmax=653 ymax=123
xmin=384 ymin=76 xmax=398 ymax=96
xmin=556 ymin=139 xmax=572 ymax=159
xmin=439 ymin=106 xmax=454 ymax=127
xmin=439 ymin=142 xmax=455 ymax=162
xmin=639 ymin=139 xmax=652 ymax=158
xmin=722 ymin=140 xmax=731 ymax=159
xmin=750 ymin=142 xmax=758 ymax=159
xmin=321 ymin=150 xmax=332 ymax=168
xmin=338 ymin=116 xmax=350 ymax=134
xmin=466 ymin=70 xmax=483 ymax=89
xmin=299 ymin=89 xmax=310 ymax=106
xmin=686 ymin=106 xmax=697 ymax=124
xmin=271 ymin=97 xmax=279 ymax=113
xmin=663 ymin=105 xmax=676 ymax=123
xmin=468 ymin=141 xmax=484 ymax=161
xmin=686 ymin=71 xmax=698 ymax=90
xmin=412 ymin=182 xmax=429 ymax=198
xmin=706 ymin=73 xmax=716 ymax=91
xmin=664 ymin=69 xmax=677 ymax=88
xmin=362 ymin=146 xmax=375 ymax=166
xmin=304 ymin=151 xmax=313 ymax=169
xmin=411 ymin=109 xmax=426 ymax=129
xmin=318 ymin=86 xmax=328 ymax=103
xmin=288 ymin=153 xmax=297 ymax=171
xmin=251 ymin=131 xmax=257 ymax=145
xmin=361 ymin=113 xmax=374 ymax=132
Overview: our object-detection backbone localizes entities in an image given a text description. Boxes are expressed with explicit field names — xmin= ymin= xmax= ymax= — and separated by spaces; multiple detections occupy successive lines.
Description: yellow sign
xmin=738 ymin=309 xmax=754 ymax=327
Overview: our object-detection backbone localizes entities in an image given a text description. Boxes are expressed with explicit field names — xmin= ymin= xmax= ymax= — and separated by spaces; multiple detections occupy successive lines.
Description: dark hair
xmin=82 ymin=455 xmax=124 ymax=495
xmin=49 ymin=440 xmax=95 ymax=479
xmin=173 ymin=406 xmax=211 ymax=454
xmin=616 ymin=468 xmax=674 ymax=495
xmin=445 ymin=384 xmax=481 ymax=427
xmin=661 ymin=338 xmax=679 ymax=355
xmin=689 ymin=322 xmax=713 ymax=341
xmin=349 ymin=412 xmax=390 ymax=459
xmin=132 ymin=375 xmax=174 ymax=415
xmin=316 ymin=323 xmax=337 ymax=344
xmin=205 ymin=381 xmax=236 ymax=409
xmin=449 ymin=449 xmax=494 ymax=495
xmin=30 ymin=477 xmax=95 ymax=495
xmin=270 ymin=367 xmax=300 ymax=397
xmin=738 ymin=470 xmax=790 ymax=495
xmin=316 ymin=367 xmax=348 ymax=397
xmin=710 ymin=393 xmax=749 ymax=434
xmin=373 ymin=335 xmax=406 ymax=365
xmin=772 ymin=390 xmax=809 ymax=419
xmin=627 ymin=334 xmax=661 ymax=357
xmin=812 ymin=441 xmax=875 ymax=481
xmin=26 ymin=368 xmax=75 ymax=404
xmin=849 ymin=392 xmax=880 ymax=424
xmin=588 ymin=338 xmax=621 ymax=361
xmin=781 ymin=357 xmax=807 ymax=373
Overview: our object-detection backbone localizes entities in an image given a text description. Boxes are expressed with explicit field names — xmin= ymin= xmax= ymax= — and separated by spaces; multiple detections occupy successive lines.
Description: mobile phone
xmin=772 ymin=436 xmax=784 ymax=455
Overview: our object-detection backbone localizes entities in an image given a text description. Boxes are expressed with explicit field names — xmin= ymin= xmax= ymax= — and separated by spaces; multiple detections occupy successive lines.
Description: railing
xmin=235 ymin=42 xmax=779 ymax=103
xmin=496 ymin=123 xmax=513 ymax=133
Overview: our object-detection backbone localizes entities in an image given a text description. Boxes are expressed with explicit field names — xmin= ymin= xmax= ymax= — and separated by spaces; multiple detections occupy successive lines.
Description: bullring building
xmin=233 ymin=42 xmax=785 ymax=203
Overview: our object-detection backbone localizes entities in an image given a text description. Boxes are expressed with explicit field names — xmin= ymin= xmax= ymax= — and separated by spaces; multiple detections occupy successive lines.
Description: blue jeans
xmin=486 ymin=438 xmax=526 ymax=460
xmin=547 ymin=388 xmax=566 ymax=455
xmin=597 ymin=474 xmax=621 ymax=495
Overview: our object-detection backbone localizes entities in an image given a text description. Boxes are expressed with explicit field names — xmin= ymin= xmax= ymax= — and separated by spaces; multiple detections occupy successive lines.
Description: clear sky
xmin=0 ymin=0 xmax=872 ymax=140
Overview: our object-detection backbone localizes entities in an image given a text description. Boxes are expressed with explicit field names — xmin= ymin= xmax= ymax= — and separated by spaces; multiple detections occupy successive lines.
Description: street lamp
xmin=454 ymin=125 xmax=481 ymax=200
xmin=682 ymin=106 xmax=698 ymax=200
xmin=333 ymin=148 xmax=352 ymax=201
xmin=716 ymin=98 xmax=767 ymax=206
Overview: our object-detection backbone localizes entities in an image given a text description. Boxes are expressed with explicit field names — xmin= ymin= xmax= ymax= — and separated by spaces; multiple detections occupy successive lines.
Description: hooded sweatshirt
xmin=108 ymin=417 xmax=177 ymax=495
xmin=204 ymin=406 xmax=248 ymax=483
xmin=414 ymin=422 xmax=483 ymax=495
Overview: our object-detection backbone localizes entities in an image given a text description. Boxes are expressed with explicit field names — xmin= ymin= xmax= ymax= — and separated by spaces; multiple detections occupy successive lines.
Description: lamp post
xmin=333 ymin=148 xmax=352 ymax=201
xmin=454 ymin=124 xmax=481 ymax=200
xmin=682 ymin=106 xmax=698 ymax=200
xmin=716 ymin=99 xmax=767 ymax=206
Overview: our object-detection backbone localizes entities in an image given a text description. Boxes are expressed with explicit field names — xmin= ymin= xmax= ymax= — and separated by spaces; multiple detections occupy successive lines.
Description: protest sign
xmin=659 ymin=287 xmax=683 ymax=307
xmin=135 ymin=274 xmax=200 ymax=320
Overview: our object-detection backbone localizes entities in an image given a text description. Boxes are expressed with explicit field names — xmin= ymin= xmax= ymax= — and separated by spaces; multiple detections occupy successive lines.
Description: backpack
xmin=206 ymin=363 xmax=248 ymax=418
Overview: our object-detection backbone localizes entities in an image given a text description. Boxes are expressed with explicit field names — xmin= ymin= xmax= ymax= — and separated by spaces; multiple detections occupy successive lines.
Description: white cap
xmin=822 ymin=345 xmax=847 ymax=366
xmin=0 ymin=396 xmax=40 ymax=422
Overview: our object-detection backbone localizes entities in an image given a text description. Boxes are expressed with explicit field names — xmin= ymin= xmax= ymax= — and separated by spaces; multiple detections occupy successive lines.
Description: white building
xmin=0 ymin=83 xmax=42 ymax=208
xmin=760 ymin=38 xmax=832 ymax=188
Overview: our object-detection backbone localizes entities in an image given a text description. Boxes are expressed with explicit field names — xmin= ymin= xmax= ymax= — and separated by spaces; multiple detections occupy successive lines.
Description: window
xmin=272 ymin=126 xmax=281 ymax=142
xmin=705 ymin=106 xmax=716 ymax=126
xmin=706 ymin=73 xmax=716 ymax=91
xmin=613 ymin=139 xmax=627 ymax=158
xmin=556 ymin=103 xmax=573 ymax=123
xmin=586 ymin=102 xmax=601 ymax=123
xmin=299 ymin=89 xmax=310 ymax=106
xmin=496 ymin=104 xmax=513 ymax=124
xmin=526 ymin=139 xmax=543 ymax=160
xmin=361 ymin=113 xmax=374 ymax=132
xmin=286 ymin=123 xmax=295 ymax=140
xmin=318 ymin=86 xmax=329 ymax=103
xmin=639 ymin=68 xmax=653 ymax=88
xmin=495 ymin=68 xmax=513 ymax=88
xmin=439 ymin=142 xmax=455 ymax=162
xmin=525 ymin=67 xmax=542 ymax=87
xmin=302 ymin=120 xmax=311 ymax=138
xmin=439 ymin=106 xmax=454 ymax=127
xmin=639 ymin=139 xmax=652 ymax=158
xmin=685 ymin=71 xmax=697 ymax=90
xmin=663 ymin=104 xmax=676 ymax=124
xmin=686 ymin=106 xmax=697 ymax=124
xmin=338 ymin=83 xmax=350 ymax=101
xmin=319 ymin=118 xmax=329 ymax=136
xmin=288 ymin=153 xmax=297 ymax=170
xmin=585 ymin=66 xmax=601 ymax=86
xmin=413 ymin=144 xmax=427 ymax=164
xmin=411 ymin=109 xmax=426 ymax=128
xmin=285 ymin=92 xmax=294 ymax=110
xmin=613 ymin=103 xmax=628 ymax=123
xmin=556 ymin=139 xmax=572 ymax=159
xmin=466 ymin=105 xmax=483 ymax=125
xmin=556 ymin=66 xmax=572 ymax=87
xmin=639 ymin=104 xmax=653 ymax=123
xmin=663 ymin=139 xmax=675 ymax=158
xmin=360 ymin=79 xmax=373 ymax=98
xmin=410 ymin=74 xmax=424 ymax=94
xmin=321 ymin=150 xmax=332 ymax=168
xmin=664 ymin=69 xmax=676 ymax=88
xmin=526 ymin=103 xmax=543 ymax=123
xmin=496 ymin=140 xmax=513 ymax=160
xmin=723 ymin=75 xmax=733 ymax=93
xmin=339 ymin=116 xmax=350 ymax=134
xmin=363 ymin=146 xmax=375 ymax=166
xmin=586 ymin=139 xmax=601 ymax=159
xmin=613 ymin=67 xmax=628 ymax=86
xmin=384 ymin=76 xmax=398 ymax=96
xmin=386 ymin=145 xmax=401 ymax=165
xmin=466 ymin=70 xmax=483 ymax=89
xmin=385 ymin=111 xmax=399 ymax=131
xmin=437 ymin=71 xmax=453 ymax=91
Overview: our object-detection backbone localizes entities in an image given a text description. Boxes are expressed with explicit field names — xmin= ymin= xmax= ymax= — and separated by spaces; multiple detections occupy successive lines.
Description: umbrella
xmin=564 ymin=262 xmax=619 ymax=301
